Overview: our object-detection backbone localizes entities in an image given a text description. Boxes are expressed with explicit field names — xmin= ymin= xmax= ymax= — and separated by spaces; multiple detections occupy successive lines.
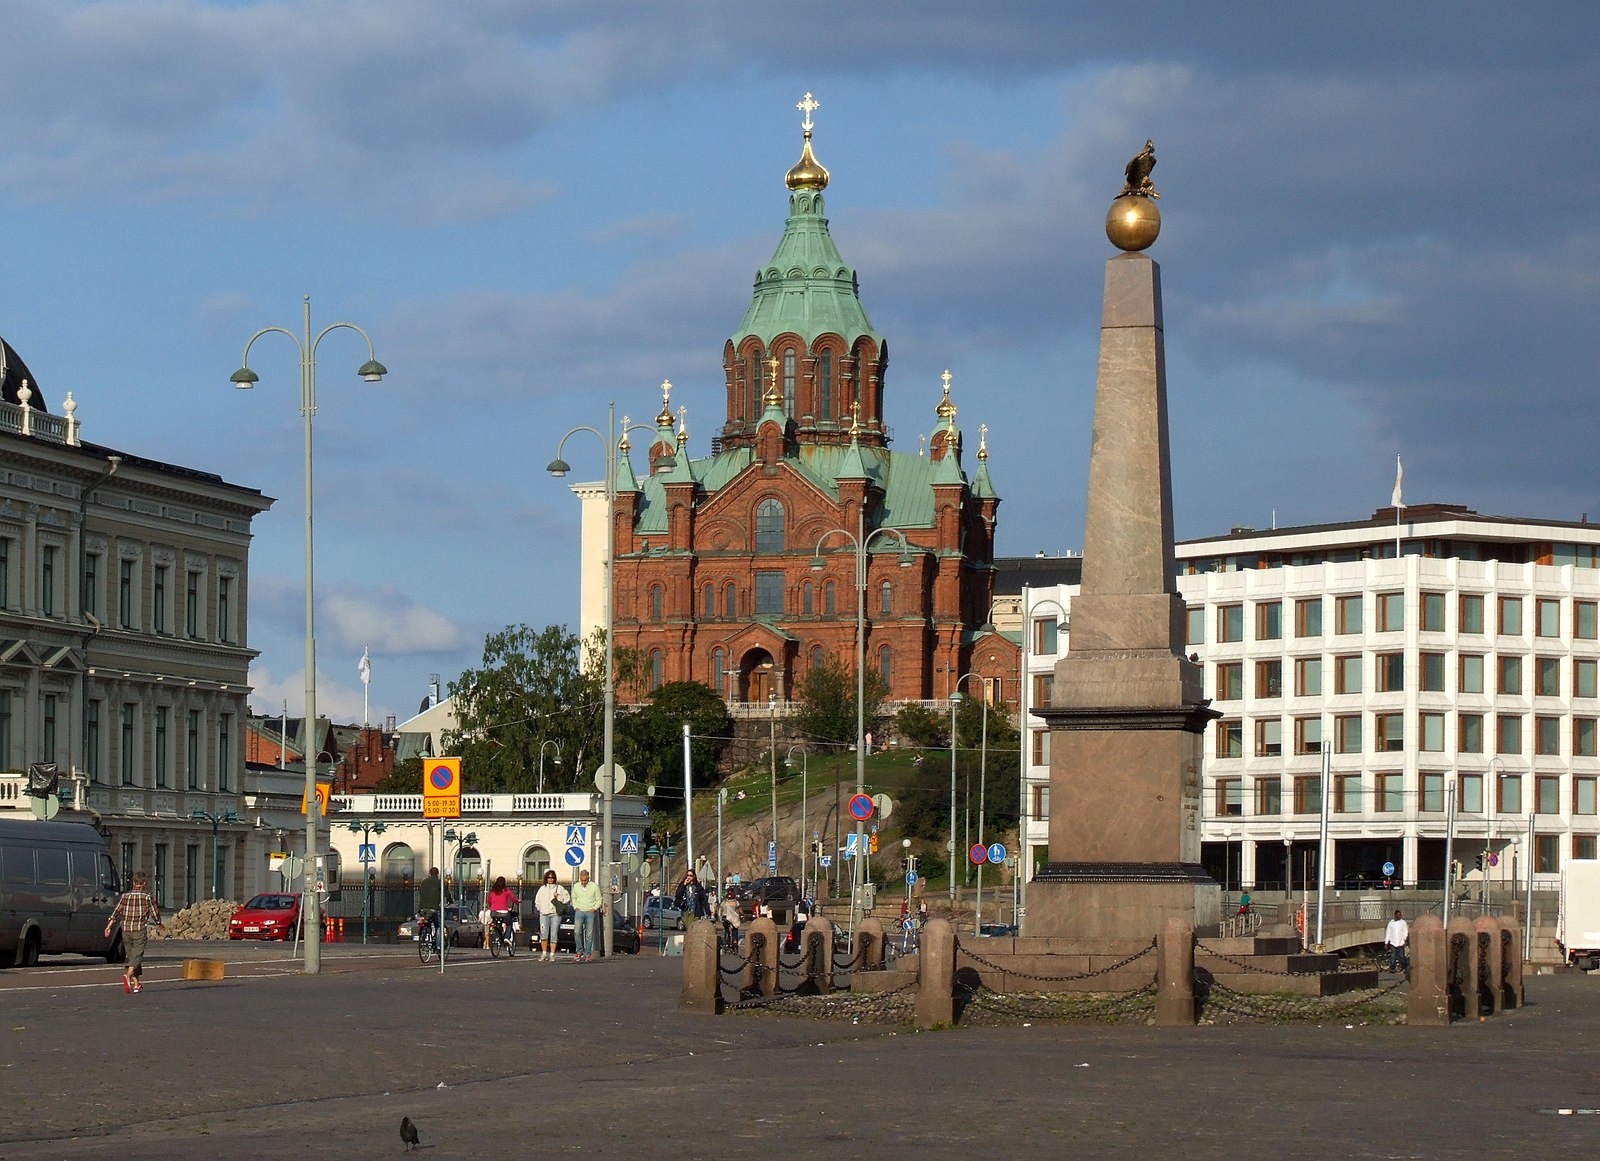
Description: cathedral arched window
xmin=810 ymin=645 xmax=824 ymax=672
xmin=712 ymin=648 xmax=726 ymax=695
xmin=755 ymin=499 xmax=785 ymax=553
xmin=818 ymin=351 xmax=833 ymax=419
xmin=783 ymin=349 xmax=796 ymax=415
xmin=748 ymin=346 xmax=764 ymax=414
xmin=802 ymin=580 xmax=814 ymax=616
xmin=725 ymin=582 xmax=737 ymax=618
xmin=650 ymin=585 xmax=663 ymax=622
xmin=824 ymin=581 xmax=836 ymax=616
xmin=878 ymin=645 xmax=892 ymax=687
xmin=703 ymin=583 xmax=716 ymax=619
xmin=880 ymin=580 xmax=893 ymax=616
xmin=648 ymin=650 xmax=664 ymax=691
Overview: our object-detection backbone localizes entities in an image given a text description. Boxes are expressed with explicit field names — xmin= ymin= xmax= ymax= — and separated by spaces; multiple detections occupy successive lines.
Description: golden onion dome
xmin=785 ymin=131 xmax=830 ymax=191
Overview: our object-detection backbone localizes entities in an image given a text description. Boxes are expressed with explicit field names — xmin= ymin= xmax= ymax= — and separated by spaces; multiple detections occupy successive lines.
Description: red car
xmin=228 ymin=893 xmax=302 ymax=940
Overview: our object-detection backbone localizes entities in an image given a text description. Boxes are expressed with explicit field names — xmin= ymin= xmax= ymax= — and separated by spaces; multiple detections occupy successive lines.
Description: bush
xmin=895 ymin=702 xmax=949 ymax=749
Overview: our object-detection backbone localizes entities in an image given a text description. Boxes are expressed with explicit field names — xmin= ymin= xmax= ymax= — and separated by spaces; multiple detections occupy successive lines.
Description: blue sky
xmin=0 ymin=2 xmax=1595 ymax=728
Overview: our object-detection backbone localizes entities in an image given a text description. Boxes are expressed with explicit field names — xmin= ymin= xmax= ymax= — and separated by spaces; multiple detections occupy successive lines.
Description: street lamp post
xmin=444 ymin=827 xmax=478 ymax=916
xmin=948 ymin=690 xmax=960 ymax=903
xmin=231 ymin=296 xmax=386 ymax=976
xmin=549 ymin=403 xmax=653 ymax=958
xmin=811 ymin=512 xmax=914 ymax=937
xmin=785 ymin=746 xmax=808 ymax=890
xmin=345 ymin=818 xmax=387 ymax=945
xmin=952 ymin=672 xmax=986 ymax=932
xmin=191 ymin=808 xmax=239 ymax=899
xmin=769 ymin=694 xmax=779 ymax=876
xmin=539 ymin=740 xmax=563 ymax=795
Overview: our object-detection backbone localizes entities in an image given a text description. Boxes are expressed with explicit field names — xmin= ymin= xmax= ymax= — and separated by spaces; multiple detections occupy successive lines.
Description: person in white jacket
xmin=1384 ymin=910 xmax=1410 ymax=974
xmin=533 ymin=870 xmax=571 ymax=960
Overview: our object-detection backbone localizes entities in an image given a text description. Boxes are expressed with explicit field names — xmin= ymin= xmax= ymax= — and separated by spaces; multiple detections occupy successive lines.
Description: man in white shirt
xmin=1385 ymin=909 xmax=1410 ymax=973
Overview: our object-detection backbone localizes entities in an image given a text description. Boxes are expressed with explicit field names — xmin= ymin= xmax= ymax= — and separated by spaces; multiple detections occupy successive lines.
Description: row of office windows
xmin=1211 ymin=652 xmax=1600 ymax=701
xmin=0 ymin=694 xmax=233 ymax=790
xmin=658 ymin=576 xmax=897 ymax=621
xmin=0 ymin=537 xmax=236 ymax=642
xmin=1212 ymin=770 xmax=1599 ymax=825
xmin=1188 ymin=593 xmax=1597 ymax=646
xmin=1212 ymin=710 xmax=1598 ymax=760
xmin=119 ymin=839 xmax=226 ymax=909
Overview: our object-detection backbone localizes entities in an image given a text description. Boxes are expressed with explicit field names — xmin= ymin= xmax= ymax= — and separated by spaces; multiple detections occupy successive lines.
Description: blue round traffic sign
xmin=1382 ymin=861 xmax=1396 ymax=877
xmin=848 ymin=794 xmax=874 ymax=821
xmin=969 ymin=843 xmax=988 ymax=865
xmin=906 ymin=871 xmax=918 ymax=885
xmin=564 ymin=845 xmax=585 ymax=867
xmin=987 ymin=842 xmax=1007 ymax=864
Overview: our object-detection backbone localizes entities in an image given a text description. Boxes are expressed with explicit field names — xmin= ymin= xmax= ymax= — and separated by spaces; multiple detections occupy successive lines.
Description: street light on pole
xmin=549 ymin=402 xmax=653 ymax=958
xmin=230 ymin=295 xmax=386 ymax=976
xmin=952 ymin=671 xmax=985 ymax=928
xmin=538 ymin=740 xmax=563 ymax=795
xmin=768 ymin=693 xmax=779 ymax=875
xmin=191 ymin=808 xmax=239 ymax=899
xmin=948 ymin=689 xmax=961 ymax=903
xmin=785 ymin=746 xmax=808 ymax=889
xmin=811 ymin=511 xmax=915 ymax=937
xmin=345 ymin=818 xmax=387 ymax=944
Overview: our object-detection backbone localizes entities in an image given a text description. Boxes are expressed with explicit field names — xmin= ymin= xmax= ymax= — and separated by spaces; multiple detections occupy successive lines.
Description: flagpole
xmin=359 ymin=644 xmax=371 ymax=728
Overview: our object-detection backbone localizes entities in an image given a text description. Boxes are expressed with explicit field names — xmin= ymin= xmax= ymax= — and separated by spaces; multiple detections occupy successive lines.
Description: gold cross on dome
xmin=941 ymin=369 xmax=952 ymax=395
xmin=849 ymin=399 xmax=861 ymax=436
xmin=661 ymin=379 xmax=672 ymax=405
xmin=797 ymin=92 xmax=820 ymax=134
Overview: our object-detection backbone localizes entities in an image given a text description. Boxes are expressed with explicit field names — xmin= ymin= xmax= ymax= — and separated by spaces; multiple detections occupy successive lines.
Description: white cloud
xmin=321 ymin=589 xmax=468 ymax=655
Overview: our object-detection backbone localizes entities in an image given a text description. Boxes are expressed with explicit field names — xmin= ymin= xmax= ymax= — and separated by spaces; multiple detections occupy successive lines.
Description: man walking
xmin=1385 ymin=909 xmax=1410 ymax=974
xmin=105 ymin=870 xmax=163 ymax=994
xmin=571 ymin=868 xmax=604 ymax=962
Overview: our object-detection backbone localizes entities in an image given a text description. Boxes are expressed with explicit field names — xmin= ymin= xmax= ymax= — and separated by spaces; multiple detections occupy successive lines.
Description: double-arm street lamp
xmin=191 ymin=808 xmax=239 ymax=899
xmin=444 ymin=827 xmax=478 ymax=913
xmin=539 ymin=740 xmax=563 ymax=794
xmin=952 ymin=672 xmax=991 ymax=934
xmin=785 ymin=745 xmax=809 ymax=890
xmin=346 ymin=818 xmax=387 ymax=944
xmin=811 ymin=513 xmax=914 ymax=937
xmin=548 ymin=402 xmax=654 ymax=957
xmin=231 ymin=295 xmax=386 ymax=975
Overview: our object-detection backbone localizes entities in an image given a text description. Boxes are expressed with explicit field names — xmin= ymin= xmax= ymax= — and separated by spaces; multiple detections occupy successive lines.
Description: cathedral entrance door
xmin=745 ymin=650 xmax=777 ymax=703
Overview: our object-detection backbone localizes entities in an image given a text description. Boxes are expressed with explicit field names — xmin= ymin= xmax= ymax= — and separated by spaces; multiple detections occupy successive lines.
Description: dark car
xmin=742 ymin=876 xmax=802 ymax=920
xmin=556 ymin=911 xmax=642 ymax=955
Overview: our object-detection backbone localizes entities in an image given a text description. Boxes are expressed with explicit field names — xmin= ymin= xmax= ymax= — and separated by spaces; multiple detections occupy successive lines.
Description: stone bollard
xmin=857 ymin=918 xmax=885 ymax=971
xmin=746 ymin=917 xmax=779 ymax=998
xmin=1155 ymin=916 xmax=1196 ymax=1026
xmin=915 ymin=918 xmax=955 ymax=1030
xmin=1407 ymin=915 xmax=1449 ymax=1026
xmin=1500 ymin=918 xmax=1524 ymax=1009
xmin=802 ymin=916 xmax=835 ymax=992
xmin=679 ymin=918 xmax=721 ymax=1014
xmin=1446 ymin=916 xmax=1480 ymax=1022
xmin=1474 ymin=916 xmax=1503 ymax=1016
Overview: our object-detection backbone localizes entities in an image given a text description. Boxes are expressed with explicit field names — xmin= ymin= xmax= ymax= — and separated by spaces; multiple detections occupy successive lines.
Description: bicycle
xmin=488 ymin=914 xmax=517 ymax=958
xmin=416 ymin=911 xmax=447 ymax=965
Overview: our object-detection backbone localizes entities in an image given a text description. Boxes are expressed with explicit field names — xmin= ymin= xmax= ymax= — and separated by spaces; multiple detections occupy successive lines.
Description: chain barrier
xmin=1195 ymin=972 xmax=1410 ymax=1023
xmin=959 ymin=982 xmax=1157 ymax=1026
xmin=1194 ymin=941 xmax=1341 ymax=978
xmin=952 ymin=934 xmax=1157 ymax=983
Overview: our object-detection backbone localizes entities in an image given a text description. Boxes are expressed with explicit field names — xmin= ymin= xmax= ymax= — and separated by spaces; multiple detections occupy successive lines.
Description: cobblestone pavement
xmin=0 ymin=942 xmax=1595 ymax=1159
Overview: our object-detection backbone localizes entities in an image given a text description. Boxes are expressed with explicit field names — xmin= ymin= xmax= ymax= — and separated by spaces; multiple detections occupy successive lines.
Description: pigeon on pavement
xmin=400 ymin=1116 xmax=420 ymax=1151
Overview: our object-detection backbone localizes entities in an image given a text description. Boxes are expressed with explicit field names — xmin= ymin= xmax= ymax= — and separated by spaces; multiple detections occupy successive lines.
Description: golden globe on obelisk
xmin=1028 ymin=141 xmax=1222 ymax=939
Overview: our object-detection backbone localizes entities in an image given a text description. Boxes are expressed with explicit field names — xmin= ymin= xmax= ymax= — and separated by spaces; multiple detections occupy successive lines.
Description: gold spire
xmin=619 ymin=416 xmax=632 ymax=455
xmin=764 ymin=356 xmax=783 ymax=408
xmin=676 ymin=405 xmax=689 ymax=449
xmin=849 ymin=400 xmax=861 ymax=439
xmin=977 ymin=423 xmax=989 ymax=461
xmin=785 ymin=91 xmax=830 ymax=191
xmin=656 ymin=379 xmax=673 ymax=426
xmin=936 ymin=369 xmax=957 ymax=423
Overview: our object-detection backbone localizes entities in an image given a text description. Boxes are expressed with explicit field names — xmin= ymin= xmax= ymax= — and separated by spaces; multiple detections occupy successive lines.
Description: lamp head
xmin=222 ymin=810 xmax=240 ymax=824
xmin=810 ymin=556 xmax=825 ymax=571
xmin=546 ymin=457 xmax=571 ymax=477
xmin=347 ymin=820 xmax=361 ymax=834
xmin=357 ymin=359 xmax=387 ymax=383
xmin=372 ymin=821 xmax=386 ymax=834
xmin=897 ymin=554 xmax=914 ymax=569
xmin=230 ymin=367 xmax=258 ymax=390
xmin=191 ymin=809 xmax=207 ymax=821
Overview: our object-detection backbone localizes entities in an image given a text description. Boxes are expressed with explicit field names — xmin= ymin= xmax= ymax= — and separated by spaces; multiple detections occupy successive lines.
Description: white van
xmin=0 ymin=817 xmax=124 ymax=967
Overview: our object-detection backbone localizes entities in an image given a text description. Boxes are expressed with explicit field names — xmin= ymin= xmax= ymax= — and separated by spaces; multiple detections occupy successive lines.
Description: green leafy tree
xmin=616 ymin=681 xmax=733 ymax=805
xmin=370 ymin=756 xmax=422 ymax=795
xmin=442 ymin=624 xmax=604 ymax=793
xmin=794 ymin=656 xmax=888 ymax=747
xmin=895 ymin=702 xmax=949 ymax=749
xmin=955 ymin=697 xmax=1022 ymax=834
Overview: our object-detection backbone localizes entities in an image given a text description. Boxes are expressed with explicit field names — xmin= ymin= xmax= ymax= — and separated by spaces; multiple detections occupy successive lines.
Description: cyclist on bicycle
xmin=486 ymin=875 xmax=520 ymax=948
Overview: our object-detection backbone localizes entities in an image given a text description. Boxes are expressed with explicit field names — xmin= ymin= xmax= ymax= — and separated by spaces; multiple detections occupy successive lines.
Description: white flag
xmin=358 ymin=645 xmax=371 ymax=686
xmin=1391 ymin=455 xmax=1404 ymax=508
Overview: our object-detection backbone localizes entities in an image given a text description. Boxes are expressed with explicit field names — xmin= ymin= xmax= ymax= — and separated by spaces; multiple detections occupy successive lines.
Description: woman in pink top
xmin=486 ymin=876 xmax=520 ymax=946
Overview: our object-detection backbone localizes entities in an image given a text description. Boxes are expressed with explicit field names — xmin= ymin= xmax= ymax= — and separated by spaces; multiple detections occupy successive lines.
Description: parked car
xmin=556 ymin=911 xmax=643 ymax=955
xmin=642 ymin=896 xmax=686 ymax=930
xmin=397 ymin=905 xmax=485 ymax=948
xmin=742 ymin=876 xmax=802 ymax=920
xmin=978 ymin=922 xmax=1019 ymax=938
xmin=228 ymin=894 xmax=302 ymax=941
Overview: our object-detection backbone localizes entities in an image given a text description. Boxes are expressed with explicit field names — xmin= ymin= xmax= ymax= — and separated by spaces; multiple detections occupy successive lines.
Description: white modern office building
xmin=1018 ymin=503 xmax=1600 ymax=896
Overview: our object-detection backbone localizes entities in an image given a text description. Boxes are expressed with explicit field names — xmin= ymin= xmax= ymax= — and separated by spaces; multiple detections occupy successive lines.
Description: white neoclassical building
xmin=1017 ymin=503 xmax=1600 ymax=896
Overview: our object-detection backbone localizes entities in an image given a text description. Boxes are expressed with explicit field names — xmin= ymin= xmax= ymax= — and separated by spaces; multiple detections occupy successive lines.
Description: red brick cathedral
xmin=609 ymin=100 xmax=1010 ymax=704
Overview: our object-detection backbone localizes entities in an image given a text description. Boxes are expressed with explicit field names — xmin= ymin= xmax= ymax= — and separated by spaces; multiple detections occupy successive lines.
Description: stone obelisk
xmin=1029 ymin=142 xmax=1221 ymax=939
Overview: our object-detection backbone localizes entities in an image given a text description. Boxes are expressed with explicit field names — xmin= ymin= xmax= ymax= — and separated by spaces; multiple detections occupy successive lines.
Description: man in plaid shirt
xmin=106 ymin=870 xmax=162 ymax=993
